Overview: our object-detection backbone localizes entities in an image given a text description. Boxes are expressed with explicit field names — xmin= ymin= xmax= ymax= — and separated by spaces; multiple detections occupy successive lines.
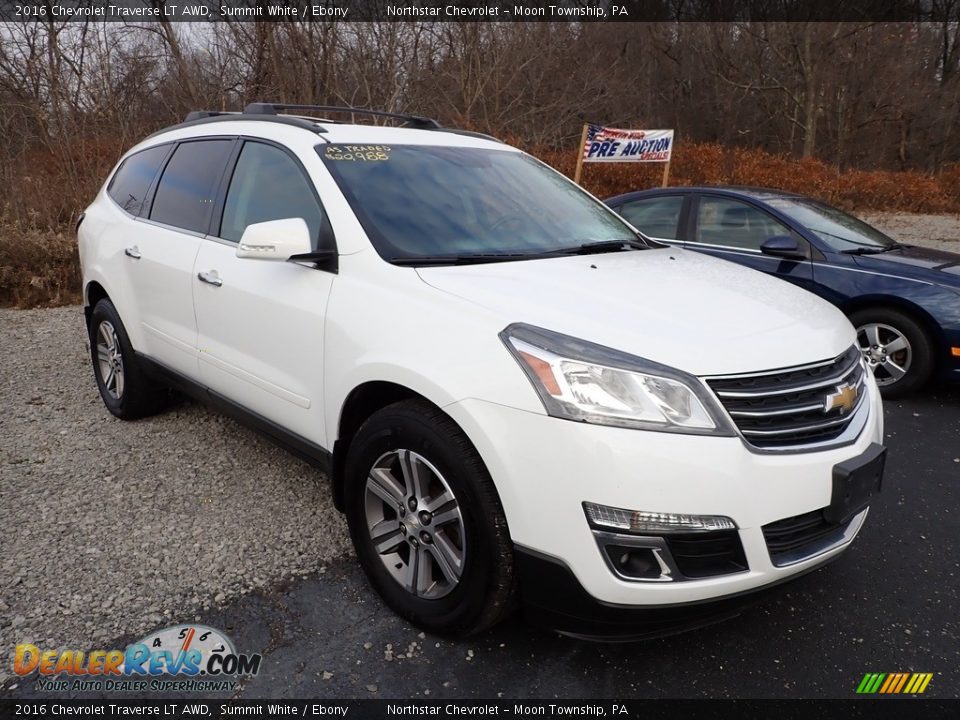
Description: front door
xmin=192 ymin=140 xmax=336 ymax=445
xmin=687 ymin=195 xmax=815 ymax=292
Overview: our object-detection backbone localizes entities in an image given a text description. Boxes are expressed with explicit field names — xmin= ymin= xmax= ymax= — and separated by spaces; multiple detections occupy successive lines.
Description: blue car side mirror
xmin=761 ymin=235 xmax=806 ymax=260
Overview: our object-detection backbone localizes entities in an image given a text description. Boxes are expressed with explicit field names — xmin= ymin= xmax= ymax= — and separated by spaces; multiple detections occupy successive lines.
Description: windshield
xmin=318 ymin=144 xmax=639 ymax=262
xmin=766 ymin=198 xmax=896 ymax=252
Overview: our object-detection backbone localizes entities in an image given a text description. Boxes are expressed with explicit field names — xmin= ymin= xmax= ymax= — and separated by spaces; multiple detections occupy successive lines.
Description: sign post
xmin=576 ymin=124 xmax=675 ymax=187
xmin=574 ymin=123 xmax=590 ymax=185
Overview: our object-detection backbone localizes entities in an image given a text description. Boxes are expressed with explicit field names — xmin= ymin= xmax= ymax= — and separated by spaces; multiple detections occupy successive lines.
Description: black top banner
xmin=0 ymin=700 xmax=959 ymax=720
xmin=0 ymin=0 xmax=954 ymax=23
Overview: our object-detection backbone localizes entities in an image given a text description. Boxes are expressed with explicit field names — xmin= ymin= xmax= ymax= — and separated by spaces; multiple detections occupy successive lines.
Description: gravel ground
xmin=0 ymin=307 xmax=352 ymax=684
xmin=863 ymin=212 xmax=960 ymax=252
xmin=1 ymin=212 xmax=958 ymax=688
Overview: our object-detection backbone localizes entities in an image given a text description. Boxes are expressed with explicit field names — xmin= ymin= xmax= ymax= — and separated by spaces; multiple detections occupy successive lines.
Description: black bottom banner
xmin=1 ymin=700 xmax=959 ymax=720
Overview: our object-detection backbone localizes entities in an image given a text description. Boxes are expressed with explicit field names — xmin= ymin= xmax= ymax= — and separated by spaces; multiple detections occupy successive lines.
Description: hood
xmin=852 ymin=244 xmax=960 ymax=285
xmin=417 ymin=248 xmax=855 ymax=376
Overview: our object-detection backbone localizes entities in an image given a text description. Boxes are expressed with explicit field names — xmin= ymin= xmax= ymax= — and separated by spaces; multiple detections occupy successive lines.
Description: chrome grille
xmin=705 ymin=346 xmax=866 ymax=449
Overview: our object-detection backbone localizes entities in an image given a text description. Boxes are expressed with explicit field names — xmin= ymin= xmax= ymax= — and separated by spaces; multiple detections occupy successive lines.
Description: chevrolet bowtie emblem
xmin=825 ymin=383 xmax=859 ymax=415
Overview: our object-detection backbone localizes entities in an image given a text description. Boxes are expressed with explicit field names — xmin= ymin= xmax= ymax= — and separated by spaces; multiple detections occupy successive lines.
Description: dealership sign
xmin=574 ymin=124 xmax=675 ymax=186
xmin=582 ymin=125 xmax=674 ymax=163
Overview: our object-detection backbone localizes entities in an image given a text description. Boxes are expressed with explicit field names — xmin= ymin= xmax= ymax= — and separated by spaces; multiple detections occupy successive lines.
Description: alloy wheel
xmin=96 ymin=320 xmax=125 ymax=400
xmin=857 ymin=322 xmax=912 ymax=387
xmin=364 ymin=449 xmax=466 ymax=600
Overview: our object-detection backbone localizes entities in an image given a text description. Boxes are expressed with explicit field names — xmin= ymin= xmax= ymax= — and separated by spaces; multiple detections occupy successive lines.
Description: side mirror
xmin=760 ymin=235 xmax=806 ymax=260
xmin=236 ymin=218 xmax=312 ymax=261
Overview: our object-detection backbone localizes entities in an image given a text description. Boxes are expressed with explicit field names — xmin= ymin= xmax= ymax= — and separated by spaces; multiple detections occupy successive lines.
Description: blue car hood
xmin=852 ymin=244 xmax=960 ymax=286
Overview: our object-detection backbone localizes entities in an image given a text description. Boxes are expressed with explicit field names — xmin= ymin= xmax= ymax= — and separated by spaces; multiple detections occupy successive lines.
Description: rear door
xmin=96 ymin=142 xmax=172 ymax=349
xmin=686 ymin=194 xmax=816 ymax=292
xmin=192 ymin=139 xmax=336 ymax=444
xmin=126 ymin=138 xmax=236 ymax=377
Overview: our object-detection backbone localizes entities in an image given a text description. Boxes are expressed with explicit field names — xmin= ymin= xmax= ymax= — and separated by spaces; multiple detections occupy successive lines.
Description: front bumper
xmin=444 ymin=375 xmax=883 ymax=610
xmin=513 ymin=545 xmax=843 ymax=640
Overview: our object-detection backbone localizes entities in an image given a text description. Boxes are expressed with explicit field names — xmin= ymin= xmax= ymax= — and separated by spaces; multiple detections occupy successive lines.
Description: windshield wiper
xmin=388 ymin=239 xmax=650 ymax=266
xmin=554 ymin=239 xmax=651 ymax=255
xmin=841 ymin=242 xmax=908 ymax=255
xmin=388 ymin=252 xmax=554 ymax=266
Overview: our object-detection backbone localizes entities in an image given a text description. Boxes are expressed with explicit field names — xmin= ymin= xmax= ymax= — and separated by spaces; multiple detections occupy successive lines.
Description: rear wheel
xmin=88 ymin=299 xmax=168 ymax=419
xmin=850 ymin=307 xmax=934 ymax=397
xmin=344 ymin=400 xmax=516 ymax=636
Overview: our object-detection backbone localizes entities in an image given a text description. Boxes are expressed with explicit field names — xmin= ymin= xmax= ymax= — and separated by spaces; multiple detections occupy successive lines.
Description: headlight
xmin=500 ymin=323 xmax=734 ymax=436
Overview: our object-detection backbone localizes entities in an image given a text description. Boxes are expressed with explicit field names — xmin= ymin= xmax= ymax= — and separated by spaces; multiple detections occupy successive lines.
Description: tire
xmin=344 ymin=399 xmax=516 ymax=636
xmin=849 ymin=307 xmax=935 ymax=397
xmin=88 ymin=299 xmax=168 ymax=419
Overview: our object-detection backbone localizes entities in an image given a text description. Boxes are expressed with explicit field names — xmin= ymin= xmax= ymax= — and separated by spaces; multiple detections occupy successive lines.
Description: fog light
xmin=604 ymin=545 xmax=663 ymax=579
xmin=583 ymin=501 xmax=736 ymax=534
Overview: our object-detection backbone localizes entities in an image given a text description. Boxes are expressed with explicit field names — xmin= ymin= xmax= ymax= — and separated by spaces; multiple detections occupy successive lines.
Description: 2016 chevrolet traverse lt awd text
xmin=77 ymin=104 xmax=885 ymax=639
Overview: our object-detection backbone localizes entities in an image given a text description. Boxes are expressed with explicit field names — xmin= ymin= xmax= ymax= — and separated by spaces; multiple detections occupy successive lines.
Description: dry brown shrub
xmin=533 ymin=143 xmax=960 ymax=214
xmin=14 ymin=137 xmax=125 ymax=230
xmin=0 ymin=221 xmax=82 ymax=308
xmin=939 ymin=164 xmax=960 ymax=209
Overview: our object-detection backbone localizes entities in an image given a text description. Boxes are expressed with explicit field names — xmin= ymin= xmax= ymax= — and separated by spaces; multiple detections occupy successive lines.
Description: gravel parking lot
xmin=0 ymin=308 xmax=352 ymax=685
xmin=2 ymin=212 xmax=959 ymax=692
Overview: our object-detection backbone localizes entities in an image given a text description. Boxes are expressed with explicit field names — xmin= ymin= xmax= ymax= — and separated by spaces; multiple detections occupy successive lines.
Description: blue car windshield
xmin=766 ymin=198 xmax=896 ymax=252
xmin=318 ymin=144 xmax=637 ymax=262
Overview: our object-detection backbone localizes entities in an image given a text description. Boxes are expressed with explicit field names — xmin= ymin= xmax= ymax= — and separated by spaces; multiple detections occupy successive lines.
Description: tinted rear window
xmin=107 ymin=144 xmax=170 ymax=216
xmin=150 ymin=140 xmax=234 ymax=233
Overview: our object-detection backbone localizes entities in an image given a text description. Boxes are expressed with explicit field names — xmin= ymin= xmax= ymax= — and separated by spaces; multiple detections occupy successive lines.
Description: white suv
xmin=78 ymin=104 xmax=885 ymax=639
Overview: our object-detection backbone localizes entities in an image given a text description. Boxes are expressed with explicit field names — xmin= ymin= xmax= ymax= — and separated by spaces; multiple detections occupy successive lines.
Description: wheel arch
xmin=839 ymin=295 xmax=945 ymax=346
xmin=83 ymin=280 xmax=110 ymax=327
xmin=331 ymin=381 xmax=443 ymax=512
xmin=839 ymin=295 xmax=950 ymax=377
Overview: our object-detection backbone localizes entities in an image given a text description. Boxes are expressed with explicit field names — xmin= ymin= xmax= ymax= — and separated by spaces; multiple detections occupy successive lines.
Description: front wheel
xmin=850 ymin=307 xmax=935 ymax=397
xmin=344 ymin=400 xmax=516 ymax=636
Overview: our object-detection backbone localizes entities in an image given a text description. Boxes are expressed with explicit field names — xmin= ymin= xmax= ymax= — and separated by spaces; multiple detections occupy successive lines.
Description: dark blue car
xmin=605 ymin=187 xmax=960 ymax=395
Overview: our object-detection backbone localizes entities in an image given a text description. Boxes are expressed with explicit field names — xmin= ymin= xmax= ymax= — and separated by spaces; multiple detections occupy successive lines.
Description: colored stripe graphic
xmin=856 ymin=672 xmax=932 ymax=694
xmin=893 ymin=673 xmax=909 ymax=693
xmin=879 ymin=674 xmax=896 ymax=693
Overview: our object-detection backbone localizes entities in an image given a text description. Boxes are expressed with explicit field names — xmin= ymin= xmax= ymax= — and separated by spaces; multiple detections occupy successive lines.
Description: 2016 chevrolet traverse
xmin=78 ymin=104 xmax=885 ymax=638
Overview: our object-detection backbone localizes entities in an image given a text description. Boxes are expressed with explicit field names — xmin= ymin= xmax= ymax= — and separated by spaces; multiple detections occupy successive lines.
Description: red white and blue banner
xmin=582 ymin=124 xmax=674 ymax=163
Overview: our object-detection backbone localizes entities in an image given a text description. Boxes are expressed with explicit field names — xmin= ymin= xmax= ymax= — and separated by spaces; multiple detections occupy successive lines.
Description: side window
xmin=107 ymin=144 xmax=170 ymax=216
xmin=695 ymin=197 xmax=792 ymax=251
xmin=219 ymin=141 xmax=326 ymax=246
xmin=618 ymin=196 xmax=684 ymax=240
xmin=150 ymin=140 xmax=234 ymax=234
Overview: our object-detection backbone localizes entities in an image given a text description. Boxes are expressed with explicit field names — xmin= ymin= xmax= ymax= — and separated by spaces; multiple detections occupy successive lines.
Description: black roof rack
xmin=149 ymin=112 xmax=329 ymax=139
xmin=183 ymin=110 xmax=236 ymax=122
xmin=152 ymin=104 xmax=503 ymax=143
xmin=243 ymin=103 xmax=442 ymax=129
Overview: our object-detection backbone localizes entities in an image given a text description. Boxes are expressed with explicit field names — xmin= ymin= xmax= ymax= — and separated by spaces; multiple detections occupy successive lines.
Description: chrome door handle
xmin=197 ymin=270 xmax=223 ymax=287
xmin=124 ymin=246 xmax=141 ymax=259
